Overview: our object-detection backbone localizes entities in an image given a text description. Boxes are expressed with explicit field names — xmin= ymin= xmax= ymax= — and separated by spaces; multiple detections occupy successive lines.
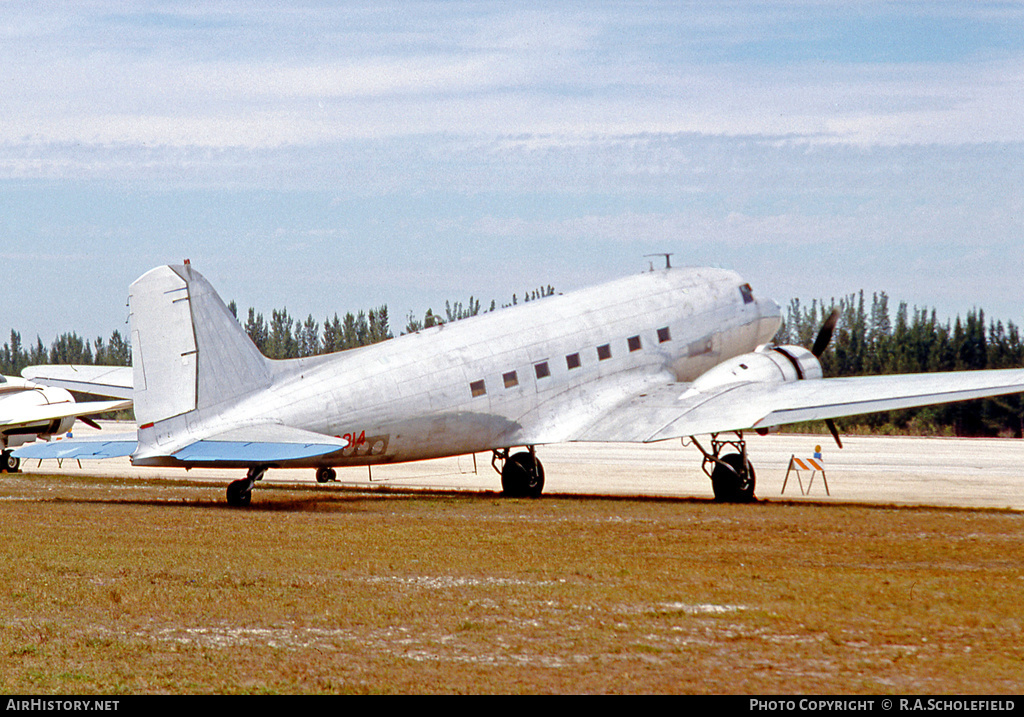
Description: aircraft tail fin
xmin=129 ymin=263 xmax=271 ymax=428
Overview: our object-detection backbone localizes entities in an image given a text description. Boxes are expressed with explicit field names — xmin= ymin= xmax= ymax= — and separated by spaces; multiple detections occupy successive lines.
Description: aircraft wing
xmin=575 ymin=368 xmax=1024 ymax=443
xmin=20 ymin=365 xmax=134 ymax=400
xmin=0 ymin=399 xmax=133 ymax=428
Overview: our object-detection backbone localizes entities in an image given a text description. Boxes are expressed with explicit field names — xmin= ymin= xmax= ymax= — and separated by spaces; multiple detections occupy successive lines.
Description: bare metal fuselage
xmin=134 ymin=267 xmax=779 ymax=468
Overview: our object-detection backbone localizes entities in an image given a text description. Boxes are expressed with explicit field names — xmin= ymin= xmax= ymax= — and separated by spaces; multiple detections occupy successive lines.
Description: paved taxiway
xmin=14 ymin=422 xmax=1024 ymax=510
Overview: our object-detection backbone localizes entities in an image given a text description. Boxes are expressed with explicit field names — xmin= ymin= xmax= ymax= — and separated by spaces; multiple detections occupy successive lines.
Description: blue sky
xmin=2 ymin=1 xmax=1023 ymax=345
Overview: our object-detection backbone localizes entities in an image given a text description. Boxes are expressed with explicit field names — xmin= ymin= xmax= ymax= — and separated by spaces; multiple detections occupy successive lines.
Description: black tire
xmin=316 ymin=467 xmax=333 ymax=483
xmin=3 ymin=452 xmax=18 ymax=473
xmin=710 ymin=453 xmax=756 ymax=503
xmin=501 ymin=451 xmax=545 ymax=498
xmin=226 ymin=479 xmax=252 ymax=507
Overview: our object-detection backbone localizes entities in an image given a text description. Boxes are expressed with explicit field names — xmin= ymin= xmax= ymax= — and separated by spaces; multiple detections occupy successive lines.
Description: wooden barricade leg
xmin=782 ymin=455 xmax=806 ymax=495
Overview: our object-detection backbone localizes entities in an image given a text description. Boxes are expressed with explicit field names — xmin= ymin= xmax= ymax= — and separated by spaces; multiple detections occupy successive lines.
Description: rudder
xmin=129 ymin=264 xmax=271 ymax=428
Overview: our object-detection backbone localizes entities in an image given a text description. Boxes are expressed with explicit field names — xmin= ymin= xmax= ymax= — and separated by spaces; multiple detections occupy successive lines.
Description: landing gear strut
xmin=690 ymin=433 xmax=756 ymax=503
xmin=227 ymin=466 xmax=267 ymax=507
xmin=492 ymin=446 xmax=545 ymax=498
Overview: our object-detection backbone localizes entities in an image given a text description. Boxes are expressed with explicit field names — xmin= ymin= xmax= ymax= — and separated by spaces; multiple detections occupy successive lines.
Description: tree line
xmin=1 ymin=329 xmax=131 ymax=375
xmin=230 ymin=303 xmax=394 ymax=360
xmin=3 ymin=287 xmax=1021 ymax=437
xmin=776 ymin=292 xmax=1024 ymax=437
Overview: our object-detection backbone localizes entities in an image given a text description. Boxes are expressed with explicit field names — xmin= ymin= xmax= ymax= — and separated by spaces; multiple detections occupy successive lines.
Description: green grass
xmin=1 ymin=473 xmax=1022 ymax=693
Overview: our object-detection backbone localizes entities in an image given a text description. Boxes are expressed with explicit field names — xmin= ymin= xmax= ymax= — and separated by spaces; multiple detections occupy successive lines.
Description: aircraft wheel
xmin=226 ymin=479 xmax=252 ymax=507
xmin=316 ymin=467 xmax=336 ymax=483
xmin=710 ymin=453 xmax=756 ymax=503
xmin=2 ymin=451 xmax=19 ymax=473
xmin=501 ymin=451 xmax=545 ymax=498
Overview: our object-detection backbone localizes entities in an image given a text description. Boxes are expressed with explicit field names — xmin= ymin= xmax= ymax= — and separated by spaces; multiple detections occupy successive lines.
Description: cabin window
xmin=657 ymin=326 xmax=671 ymax=343
xmin=597 ymin=344 xmax=612 ymax=361
xmin=503 ymin=371 xmax=519 ymax=388
xmin=470 ymin=379 xmax=487 ymax=397
xmin=566 ymin=352 xmax=581 ymax=370
xmin=627 ymin=335 xmax=642 ymax=352
xmin=534 ymin=361 xmax=551 ymax=379
xmin=739 ymin=284 xmax=754 ymax=304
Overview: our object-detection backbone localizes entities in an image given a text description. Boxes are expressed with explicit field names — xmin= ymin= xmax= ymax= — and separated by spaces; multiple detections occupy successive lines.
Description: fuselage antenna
xmin=644 ymin=253 xmax=674 ymax=270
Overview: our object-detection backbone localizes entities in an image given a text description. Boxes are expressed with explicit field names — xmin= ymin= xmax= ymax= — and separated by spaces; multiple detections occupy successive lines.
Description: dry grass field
xmin=1 ymin=471 xmax=1022 ymax=694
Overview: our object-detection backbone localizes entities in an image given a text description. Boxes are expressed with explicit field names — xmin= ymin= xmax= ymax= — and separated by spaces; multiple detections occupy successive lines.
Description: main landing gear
xmin=689 ymin=432 xmax=757 ymax=503
xmin=1 ymin=450 xmax=20 ymax=474
xmin=492 ymin=446 xmax=545 ymax=498
xmin=227 ymin=466 xmax=267 ymax=507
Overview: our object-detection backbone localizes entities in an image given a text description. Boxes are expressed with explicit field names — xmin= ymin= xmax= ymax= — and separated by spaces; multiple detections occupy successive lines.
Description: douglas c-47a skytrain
xmin=17 ymin=261 xmax=1024 ymax=506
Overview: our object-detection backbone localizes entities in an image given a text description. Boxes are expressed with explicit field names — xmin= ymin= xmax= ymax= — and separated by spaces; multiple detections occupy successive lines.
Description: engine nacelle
xmin=52 ymin=414 xmax=77 ymax=436
xmin=36 ymin=386 xmax=78 ymax=437
xmin=691 ymin=344 xmax=823 ymax=392
xmin=0 ymin=386 xmax=77 ymax=448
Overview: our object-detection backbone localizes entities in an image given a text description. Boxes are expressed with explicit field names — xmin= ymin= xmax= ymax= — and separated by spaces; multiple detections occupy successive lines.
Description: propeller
xmin=824 ymin=417 xmax=843 ymax=449
xmin=812 ymin=308 xmax=843 ymax=449
xmin=812 ymin=308 xmax=840 ymax=359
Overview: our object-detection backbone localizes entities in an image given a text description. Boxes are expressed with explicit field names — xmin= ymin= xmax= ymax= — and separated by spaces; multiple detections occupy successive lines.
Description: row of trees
xmin=1 ymin=329 xmax=131 ymax=375
xmin=776 ymin=291 xmax=1024 ymax=437
xmin=3 ymin=287 xmax=1022 ymax=436
xmin=229 ymin=302 xmax=394 ymax=360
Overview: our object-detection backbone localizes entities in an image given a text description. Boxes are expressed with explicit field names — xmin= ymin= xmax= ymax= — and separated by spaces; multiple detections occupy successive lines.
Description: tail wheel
xmin=501 ymin=451 xmax=545 ymax=498
xmin=711 ymin=452 xmax=756 ymax=503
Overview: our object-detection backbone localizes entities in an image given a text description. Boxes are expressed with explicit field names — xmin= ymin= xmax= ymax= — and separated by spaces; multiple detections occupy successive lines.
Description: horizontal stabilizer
xmin=172 ymin=440 xmax=346 ymax=463
xmin=135 ymin=422 xmax=351 ymax=468
xmin=14 ymin=435 xmax=137 ymax=460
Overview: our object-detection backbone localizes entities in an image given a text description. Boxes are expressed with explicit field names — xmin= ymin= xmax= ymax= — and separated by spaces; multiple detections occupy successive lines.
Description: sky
xmin=2 ymin=1 xmax=1023 ymax=347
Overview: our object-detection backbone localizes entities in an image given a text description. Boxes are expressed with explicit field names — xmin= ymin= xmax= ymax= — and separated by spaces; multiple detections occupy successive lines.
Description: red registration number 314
xmin=342 ymin=430 xmax=366 ymax=447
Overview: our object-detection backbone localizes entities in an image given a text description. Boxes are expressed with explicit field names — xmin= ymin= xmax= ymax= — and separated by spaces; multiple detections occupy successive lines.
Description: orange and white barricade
xmin=782 ymin=447 xmax=830 ymax=496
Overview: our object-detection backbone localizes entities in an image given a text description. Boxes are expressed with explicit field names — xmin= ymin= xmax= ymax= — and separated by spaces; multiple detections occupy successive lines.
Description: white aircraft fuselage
xmin=132 ymin=266 xmax=780 ymax=468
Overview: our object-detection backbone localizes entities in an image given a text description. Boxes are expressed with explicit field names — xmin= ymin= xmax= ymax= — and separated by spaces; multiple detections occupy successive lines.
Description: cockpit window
xmin=739 ymin=284 xmax=754 ymax=304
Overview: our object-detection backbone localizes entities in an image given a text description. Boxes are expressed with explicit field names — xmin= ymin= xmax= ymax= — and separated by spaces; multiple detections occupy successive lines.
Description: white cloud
xmin=4 ymin=3 xmax=1024 ymax=151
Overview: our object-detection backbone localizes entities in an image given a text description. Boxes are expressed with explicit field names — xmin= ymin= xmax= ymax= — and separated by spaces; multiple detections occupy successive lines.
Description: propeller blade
xmin=812 ymin=308 xmax=840 ymax=357
xmin=78 ymin=417 xmax=101 ymax=430
xmin=825 ymin=418 xmax=843 ymax=449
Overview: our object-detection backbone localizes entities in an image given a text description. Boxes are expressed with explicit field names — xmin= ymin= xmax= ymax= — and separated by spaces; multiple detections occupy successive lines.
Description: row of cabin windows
xmin=469 ymin=325 xmax=673 ymax=398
